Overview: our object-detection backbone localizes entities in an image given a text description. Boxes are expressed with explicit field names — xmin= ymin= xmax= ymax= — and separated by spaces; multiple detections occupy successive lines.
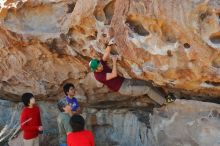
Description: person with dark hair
xmin=67 ymin=115 xmax=94 ymax=146
xmin=57 ymin=98 xmax=73 ymax=146
xmin=63 ymin=83 xmax=81 ymax=114
xmin=20 ymin=93 xmax=43 ymax=146
xmin=89 ymin=29 xmax=175 ymax=106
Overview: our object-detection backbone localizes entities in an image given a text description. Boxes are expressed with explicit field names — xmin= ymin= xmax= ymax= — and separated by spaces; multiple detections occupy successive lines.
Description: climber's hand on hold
xmin=108 ymin=38 xmax=116 ymax=46
xmin=112 ymin=55 xmax=118 ymax=63
xmin=116 ymin=55 xmax=122 ymax=61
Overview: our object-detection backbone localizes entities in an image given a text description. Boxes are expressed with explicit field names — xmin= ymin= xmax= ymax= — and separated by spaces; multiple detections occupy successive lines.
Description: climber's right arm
xmin=106 ymin=55 xmax=118 ymax=80
xmin=102 ymin=45 xmax=112 ymax=61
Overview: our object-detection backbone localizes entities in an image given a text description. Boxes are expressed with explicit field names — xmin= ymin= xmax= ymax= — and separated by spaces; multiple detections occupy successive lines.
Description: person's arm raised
xmin=106 ymin=55 xmax=118 ymax=80
xmin=102 ymin=45 xmax=112 ymax=61
xmin=102 ymin=38 xmax=116 ymax=61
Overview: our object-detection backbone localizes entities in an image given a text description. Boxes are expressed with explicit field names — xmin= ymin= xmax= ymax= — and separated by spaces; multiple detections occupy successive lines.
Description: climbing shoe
xmin=165 ymin=93 xmax=176 ymax=103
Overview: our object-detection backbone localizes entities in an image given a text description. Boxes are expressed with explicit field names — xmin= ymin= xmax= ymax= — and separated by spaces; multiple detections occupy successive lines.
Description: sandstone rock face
xmin=86 ymin=100 xmax=220 ymax=146
xmin=150 ymin=100 xmax=220 ymax=146
xmin=0 ymin=0 xmax=219 ymax=100
xmin=1 ymin=0 xmax=220 ymax=146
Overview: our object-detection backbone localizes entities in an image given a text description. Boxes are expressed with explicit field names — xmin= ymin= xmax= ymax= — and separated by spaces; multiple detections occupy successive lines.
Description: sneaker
xmin=165 ymin=93 xmax=176 ymax=103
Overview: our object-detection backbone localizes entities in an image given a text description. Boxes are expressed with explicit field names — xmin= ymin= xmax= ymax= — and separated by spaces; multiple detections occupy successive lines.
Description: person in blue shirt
xmin=63 ymin=83 xmax=81 ymax=114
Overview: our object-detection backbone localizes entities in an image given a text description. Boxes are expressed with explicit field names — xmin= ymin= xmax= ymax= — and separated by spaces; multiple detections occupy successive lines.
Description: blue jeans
xmin=60 ymin=143 xmax=67 ymax=146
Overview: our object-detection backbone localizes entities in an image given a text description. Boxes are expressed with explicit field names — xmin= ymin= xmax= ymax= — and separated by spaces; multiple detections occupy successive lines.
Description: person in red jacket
xmin=20 ymin=93 xmax=43 ymax=146
xmin=67 ymin=115 xmax=94 ymax=146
